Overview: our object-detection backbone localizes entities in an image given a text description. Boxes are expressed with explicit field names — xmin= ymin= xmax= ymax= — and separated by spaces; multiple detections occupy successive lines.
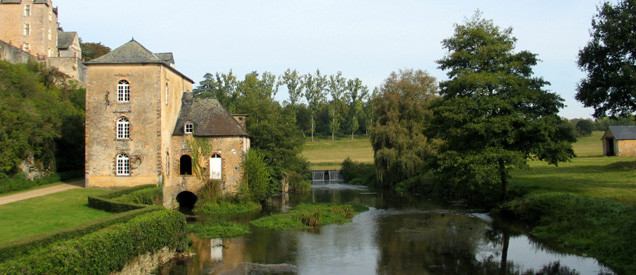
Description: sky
xmin=54 ymin=0 xmax=604 ymax=119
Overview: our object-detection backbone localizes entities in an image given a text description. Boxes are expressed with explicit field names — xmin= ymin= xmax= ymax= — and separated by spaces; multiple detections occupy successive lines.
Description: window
xmin=48 ymin=29 xmax=52 ymax=41
xmin=24 ymin=24 xmax=30 ymax=36
xmin=184 ymin=123 xmax=193 ymax=134
xmin=24 ymin=5 xmax=31 ymax=17
xmin=117 ymin=117 xmax=130 ymax=139
xmin=180 ymin=155 xmax=192 ymax=175
xmin=116 ymin=154 xmax=130 ymax=176
xmin=117 ymin=80 xmax=130 ymax=102
xmin=22 ymin=43 xmax=29 ymax=51
xmin=210 ymin=154 xmax=222 ymax=180
xmin=49 ymin=9 xmax=52 ymax=21
xmin=166 ymin=153 xmax=170 ymax=175
xmin=165 ymin=82 xmax=169 ymax=105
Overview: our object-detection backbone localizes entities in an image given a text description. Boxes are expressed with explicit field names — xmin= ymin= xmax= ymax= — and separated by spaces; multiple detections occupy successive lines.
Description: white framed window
xmin=49 ymin=9 xmax=52 ymax=21
xmin=184 ymin=123 xmax=193 ymax=134
xmin=117 ymin=117 xmax=130 ymax=139
xmin=24 ymin=24 xmax=30 ymax=36
xmin=117 ymin=80 xmax=130 ymax=102
xmin=210 ymin=154 xmax=222 ymax=180
xmin=116 ymin=154 xmax=130 ymax=176
xmin=24 ymin=5 xmax=31 ymax=17
xmin=48 ymin=29 xmax=51 ymax=41
xmin=22 ymin=43 xmax=29 ymax=51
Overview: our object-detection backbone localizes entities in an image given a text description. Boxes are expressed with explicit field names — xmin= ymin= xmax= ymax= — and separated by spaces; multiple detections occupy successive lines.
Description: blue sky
xmin=55 ymin=0 xmax=604 ymax=118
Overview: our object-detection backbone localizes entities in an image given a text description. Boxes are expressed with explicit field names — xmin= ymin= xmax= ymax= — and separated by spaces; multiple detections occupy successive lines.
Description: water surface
xmin=161 ymin=184 xmax=613 ymax=274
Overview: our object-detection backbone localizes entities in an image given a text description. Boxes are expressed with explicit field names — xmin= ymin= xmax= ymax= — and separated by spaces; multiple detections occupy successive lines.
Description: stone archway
xmin=176 ymin=191 xmax=198 ymax=211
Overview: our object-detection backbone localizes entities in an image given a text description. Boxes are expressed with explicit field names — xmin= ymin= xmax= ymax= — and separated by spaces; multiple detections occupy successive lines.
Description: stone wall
xmin=85 ymin=64 xmax=164 ymax=188
xmin=0 ymin=1 xmax=59 ymax=58
xmin=0 ymin=39 xmax=33 ymax=64
xmin=164 ymin=135 xmax=249 ymax=208
xmin=47 ymin=56 xmax=85 ymax=83
xmin=617 ymin=140 xmax=636 ymax=157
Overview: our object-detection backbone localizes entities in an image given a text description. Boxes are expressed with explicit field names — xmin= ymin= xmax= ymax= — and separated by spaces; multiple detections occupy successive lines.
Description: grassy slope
xmin=0 ymin=188 xmax=112 ymax=244
xmin=511 ymin=131 xmax=636 ymax=206
xmin=302 ymin=137 xmax=373 ymax=170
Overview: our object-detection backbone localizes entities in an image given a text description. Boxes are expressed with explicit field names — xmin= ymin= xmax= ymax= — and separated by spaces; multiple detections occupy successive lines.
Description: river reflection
xmin=159 ymin=184 xmax=613 ymax=274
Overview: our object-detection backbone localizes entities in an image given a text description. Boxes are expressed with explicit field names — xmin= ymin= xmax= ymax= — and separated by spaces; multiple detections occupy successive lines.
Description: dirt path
xmin=0 ymin=179 xmax=84 ymax=206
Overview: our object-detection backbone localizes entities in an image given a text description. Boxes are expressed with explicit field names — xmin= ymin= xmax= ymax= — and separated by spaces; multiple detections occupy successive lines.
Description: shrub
xmin=187 ymin=221 xmax=250 ymax=239
xmin=88 ymin=185 xmax=157 ymax=213
xmin=0 ymin=171 xmax=83 ymax=194
xmin=243 ymin=149 xmax=272 ymax=202
xmin=194 ymin=200 xmax=261 ymax=215
xmin=114 ymin=186 xmax=162 ymax=205
xmin=0 ymin=207 xmax=158 ymax=263
xmin=287 ymin=171 xmax=310 ymax=193
xmin=0 ymin=210 xmax=186 ymax=274
xmin=341 ymin=157 xmax=375 ymax=186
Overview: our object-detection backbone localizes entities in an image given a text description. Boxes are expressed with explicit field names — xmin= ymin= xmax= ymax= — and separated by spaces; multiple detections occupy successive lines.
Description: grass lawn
xmin=0 ymin=188 xmax=112 ymax=244
xmin=511 ymin=131 xmax=636 ymax=206
xmin=302 ymin=137 xmax=373 ymax=170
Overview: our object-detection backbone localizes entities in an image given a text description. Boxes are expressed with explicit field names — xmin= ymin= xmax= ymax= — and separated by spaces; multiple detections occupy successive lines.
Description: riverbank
xmin=305 ymin=132 xmax=636 ymax=273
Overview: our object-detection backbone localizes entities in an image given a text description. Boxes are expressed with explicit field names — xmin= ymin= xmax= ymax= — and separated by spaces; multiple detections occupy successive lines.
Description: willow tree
xmin=370 ymin=69 xmax=438 ymax=190
xmin=431 ymin=13 xmax=575 ymax=203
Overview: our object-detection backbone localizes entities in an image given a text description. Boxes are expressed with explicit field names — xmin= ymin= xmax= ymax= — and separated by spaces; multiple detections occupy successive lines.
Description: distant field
xmin=302 ymin=137 xmax=373 ymax=170
xmin=0 ymin=188 xmax=111 ymax=243
xmin=513 ymin=131 xmax=636 ymax=206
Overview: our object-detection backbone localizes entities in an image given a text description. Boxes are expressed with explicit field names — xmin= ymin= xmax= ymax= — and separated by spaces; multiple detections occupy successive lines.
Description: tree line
xmin=194 ymin=69 xmax=374 ymax=141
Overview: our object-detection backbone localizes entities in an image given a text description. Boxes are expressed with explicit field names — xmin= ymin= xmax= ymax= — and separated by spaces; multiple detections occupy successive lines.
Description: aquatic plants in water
xmin=250 ymin=203 xmax=369 ymax=230
xmin=195 ymin=200 xmax=262 ymax=215
xmin=188 ymin=221 xmax=250 ymax=239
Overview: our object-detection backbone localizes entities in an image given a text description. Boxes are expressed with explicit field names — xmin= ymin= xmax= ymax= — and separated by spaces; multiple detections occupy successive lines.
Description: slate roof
xmin=173 ymin=93 xmax=249 ymax=137
xmin=57 ymin=32 xmax=76 ymax=49
xmin=155 ymin=53 xmax=174 ymax=65
xmin=606 ymin=126 xmax=636 ymax=140
xmin=0 ymin=0 xmax=22 ymax=3
xmin=85 ymin=39 xmax=193 ymax=83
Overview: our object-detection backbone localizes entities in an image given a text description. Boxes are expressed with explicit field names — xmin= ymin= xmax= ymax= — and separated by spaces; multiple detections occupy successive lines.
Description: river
xmin=159 ymin=184 xmax=613 ymax=274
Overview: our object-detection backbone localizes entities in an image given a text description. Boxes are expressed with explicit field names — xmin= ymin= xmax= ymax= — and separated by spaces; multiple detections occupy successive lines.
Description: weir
xmin=311 ymin=170 xmax=345 ymax=184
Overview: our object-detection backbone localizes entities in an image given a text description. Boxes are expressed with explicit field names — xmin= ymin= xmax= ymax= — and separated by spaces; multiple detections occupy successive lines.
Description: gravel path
xmin=0 ymin=179 xmax=84 ymax=206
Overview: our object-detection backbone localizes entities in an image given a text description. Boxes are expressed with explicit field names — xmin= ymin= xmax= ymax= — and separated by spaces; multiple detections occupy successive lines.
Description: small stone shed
xmin=601 ymin=126 xmax=636 ymax=156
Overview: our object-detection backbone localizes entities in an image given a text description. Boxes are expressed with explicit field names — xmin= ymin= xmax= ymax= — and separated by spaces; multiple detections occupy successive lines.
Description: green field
xmin=302 ymin=137 xmax=373 ymax=169
xmin=512 ymin=131 xmax=636 ymax=206
xmin=0 ymin=188 xmax=111 ymax=243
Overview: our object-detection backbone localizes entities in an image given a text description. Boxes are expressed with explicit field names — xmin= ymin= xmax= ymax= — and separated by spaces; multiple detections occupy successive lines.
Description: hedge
xmin=0 ymin=209 xmax=186 ymax=274
xmin=0 ymin=171 xmax=84 ymax=194
xmin=87 ymin=184 xmax=157 ymax=213
xmin=0 ymin=207 xmax=159 ymax=263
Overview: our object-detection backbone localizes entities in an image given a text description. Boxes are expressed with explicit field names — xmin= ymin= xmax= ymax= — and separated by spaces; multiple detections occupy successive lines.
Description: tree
xmin=80 ymin=42 xmax=110 ymax=61
xmin=302 ymin=70 xmax=327 ymax=141
xmin=431 ymin=13 xmax=575 ymax=204
xmin=369 ymin=69 xmax=438 ymax=190
xmin=577 ymin=0 xmax=636 ymax=119
xmin=327 ymin=72 xmax=346 ymax=140
xmin=279 ymin=69 xmax=303 ymax=106
xmin=345 ymin=78 xmax=368 ymax=139
xmin=193 ymin=71 xmax=239 ymax=109
xmin=574 ymin=119 xmax=595 ymax=137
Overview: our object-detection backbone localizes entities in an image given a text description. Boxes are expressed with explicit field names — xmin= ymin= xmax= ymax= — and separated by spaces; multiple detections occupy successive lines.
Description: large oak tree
xmin=577 ymin=0 xmax=636 ymax=119
xmin=431 ymin=13 xmax=575 ymax=204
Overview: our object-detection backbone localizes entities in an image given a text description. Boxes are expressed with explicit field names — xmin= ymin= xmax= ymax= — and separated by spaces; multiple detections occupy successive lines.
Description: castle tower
xmin=0 ymin=0 xmax=59 ymax=58
xmin=84 ymin=39 xmax=194 ymax=188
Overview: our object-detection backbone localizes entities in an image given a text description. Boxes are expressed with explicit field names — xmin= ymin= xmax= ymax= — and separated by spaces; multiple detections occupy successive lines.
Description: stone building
xmin=0 ymin=0 xmax=85 ymax=82
xmin=0 ymin=0 xmax=59 ymax=58
xmin=602 ymin=126 xmax=636 ymax=157
xmin=84 ymin=40 xmax=249 ymax=208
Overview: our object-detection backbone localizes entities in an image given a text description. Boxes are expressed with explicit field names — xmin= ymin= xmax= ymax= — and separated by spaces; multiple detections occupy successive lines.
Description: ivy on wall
xmin=185 ymin=136 xmax=212 ymax=180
